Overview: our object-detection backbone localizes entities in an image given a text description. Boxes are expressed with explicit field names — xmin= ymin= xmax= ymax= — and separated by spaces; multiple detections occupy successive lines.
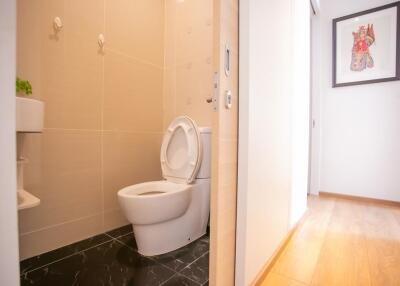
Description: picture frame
xmin=333 ymin=2 xmax=400 ymax=87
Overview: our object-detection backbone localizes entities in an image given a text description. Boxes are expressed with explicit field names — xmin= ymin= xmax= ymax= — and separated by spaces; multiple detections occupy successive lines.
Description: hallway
xmin=261 ymin=195 xmax=400 ymax=286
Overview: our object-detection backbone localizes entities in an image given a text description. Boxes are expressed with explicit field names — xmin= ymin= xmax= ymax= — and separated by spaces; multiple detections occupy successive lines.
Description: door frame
xmin=0 ymin=0 xmax=20 ymax=285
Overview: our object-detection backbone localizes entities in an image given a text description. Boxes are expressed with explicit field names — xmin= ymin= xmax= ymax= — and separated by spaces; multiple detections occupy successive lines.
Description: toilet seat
xmin=160 ymin=116 xmax=202 ymax=183
xmin=118 ymin=181 xmax=192 ymax=225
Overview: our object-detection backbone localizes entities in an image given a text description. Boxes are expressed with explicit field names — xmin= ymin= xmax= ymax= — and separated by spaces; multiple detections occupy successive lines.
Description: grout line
xmin=148 ymin=245 xmax=209 ymax=285
xmin=104 ymin=47 xmax=164 ymax=70
xmin=176 ymin=251 xmax=210 ymax=285
xmin=21 ymin=238 xmax=114 ymax=276
xmin=159 ymin=273 xmax=178 ymax=286
xmin=147 ymin=257 xmax=180 ymax=274
xmin=113 ymin=234 xmax=135 ymax=250
xmin=21 ymin=226 xmax=131 ymax=276
xmin=43 ymin=128 xmax=164 ymax=134
xmin=160 ymin=273 xmax=203 ymax=286
xmin=22 ymin=228 xmax=209 ymax=286
xmin=19 ymin=213 xmax=104 ymax=236
xmin=105 ymin=229 xmax=133 ymax=240
xmin=104 ymin=233 xmax=115 ymax=240
xmin=180 ymin=251 xmax=209 ymax=272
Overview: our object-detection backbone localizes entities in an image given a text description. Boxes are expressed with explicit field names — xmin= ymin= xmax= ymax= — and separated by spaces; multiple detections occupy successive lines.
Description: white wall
xmin=309 ymin=13 xmax=322 ymax=195
xmin=290 ymin=0 xmax=311 ymax=227
xmin=314 ymin=0 xmax=400 ymax=202
xmin=0 ymin=0 xmax=20 ymax=285
xmin=236 ymin=0 xmax=310 ymax=284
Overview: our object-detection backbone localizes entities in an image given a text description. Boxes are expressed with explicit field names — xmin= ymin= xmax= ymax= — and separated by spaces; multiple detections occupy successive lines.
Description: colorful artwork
xmin=350 ymin=24 xmax=375 ymax=72
xmin=333 ymin=2 xmax=400 ymax=87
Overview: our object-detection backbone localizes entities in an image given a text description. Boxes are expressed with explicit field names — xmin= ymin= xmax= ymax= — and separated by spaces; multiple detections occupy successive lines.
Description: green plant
xmin=16 ymin=77 xmax=32 ymax=96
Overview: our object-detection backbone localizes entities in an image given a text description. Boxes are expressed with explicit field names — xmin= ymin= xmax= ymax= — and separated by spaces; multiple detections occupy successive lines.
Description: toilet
xmin=117 ymin=116 xmax=211 ymax=256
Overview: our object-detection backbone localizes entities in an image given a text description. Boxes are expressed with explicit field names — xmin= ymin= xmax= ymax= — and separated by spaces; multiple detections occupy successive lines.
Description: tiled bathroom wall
xmin=163 ymin=0 xmax=214 ymax=128
xmin=17 ymin=0 xmax=165 ymax=259
xmin=18 ymin=0 xmax=217 ymax=261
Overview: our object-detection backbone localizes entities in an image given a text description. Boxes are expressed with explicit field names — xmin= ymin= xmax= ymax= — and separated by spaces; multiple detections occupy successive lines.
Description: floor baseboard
xmin=319 ymin=191 xmax=400 ymax=207
xmin=251 ymin=211 xmax=308 ymax=286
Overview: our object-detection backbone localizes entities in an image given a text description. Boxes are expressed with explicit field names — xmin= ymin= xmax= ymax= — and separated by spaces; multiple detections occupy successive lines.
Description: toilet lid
xmin=160 ymin=116 xmax=202 ymax=184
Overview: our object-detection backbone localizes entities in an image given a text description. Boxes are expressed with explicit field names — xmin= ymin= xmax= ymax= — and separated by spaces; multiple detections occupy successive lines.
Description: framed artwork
xmin=333 ymin=2 xmax=400 ymax=87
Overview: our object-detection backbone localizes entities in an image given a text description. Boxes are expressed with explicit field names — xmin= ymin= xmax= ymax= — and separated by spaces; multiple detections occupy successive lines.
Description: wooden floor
xmin=260 ymin=195 xmax=400 ymax=286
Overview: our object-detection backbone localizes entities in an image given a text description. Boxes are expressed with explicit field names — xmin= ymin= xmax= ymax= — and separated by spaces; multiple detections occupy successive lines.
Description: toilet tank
xmin=197 ymin=127 xmax=212 ymax=179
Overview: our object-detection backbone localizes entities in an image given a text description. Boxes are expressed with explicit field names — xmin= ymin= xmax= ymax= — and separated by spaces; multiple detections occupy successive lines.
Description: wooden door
xmin=209 ymin=0 xmax=239 ymax=285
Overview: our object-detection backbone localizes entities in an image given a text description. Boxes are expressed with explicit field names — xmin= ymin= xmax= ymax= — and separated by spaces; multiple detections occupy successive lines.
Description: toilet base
xmin=133 ymin=223 xmax=207 ymax=256
xmin=133 ymin=179 xmax=210 ymax=256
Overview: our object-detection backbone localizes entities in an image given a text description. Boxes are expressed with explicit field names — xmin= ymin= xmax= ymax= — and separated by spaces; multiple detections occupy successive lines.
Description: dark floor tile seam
xmin=105 ymin=228 xmax=133 ymax=239
xmin=145 ymin=248 xmax=209 ymax=285
xmin=146 ymin=256 xmax=182 ymax=276
xmin=106 ymin=232 xmax=199 ymax=282
xmin=201 ymin=279 xmax=209 ymax=286
xmin=178 ymin=251 xmax=209 ymax=273
xmin=20 ymin=237 xmax=114 ymax=276
xmin=113 ymin=235 xmax=137 ymax=251
xmin=104 ymin=232 xmax=117 ymax=240
xmin=106 ymin=232 xmax=134 ymax=241
xmin=109 ymin=236 xmax=187 ymax=282
xmin=159 ymin=273 xmax=202 ymax=286
xmin=175 ymin=251 xmax=210 ymax=284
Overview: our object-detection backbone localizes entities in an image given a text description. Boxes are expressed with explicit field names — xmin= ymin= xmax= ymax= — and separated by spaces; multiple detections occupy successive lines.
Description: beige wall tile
xmin=103 ymin=209 xmax=129 ymax=233
xmin=105 ymin=0 xmax=164 ymax=67
xmin=162 ymin=67 xmax=177 ymax=129
xmin=174 ymin=59 xmax=213 ymax=127
xmin=102 ymin=131 xmax=163 ymax=212
xmin=103 ymin=51 xmax=164 ymax=132
xmin=64 ymin=0 xmax=104 ymax=40
xmin=18 ymin=129 xmax=102 ymax=233
xmin=16 ymin=0 xmax=42 ymax=100
xmin=163 ymin=0 xmax=214 ymax=128
xmin=31 ymin=0 xmax=104 ymax=130
xmin=19 ymin=214 xmax=103 ymax=260
xmin=165 ymin=0 xmax=213 ymax=67
xmin=102 ymin=131 xmax=163 ymax=231
xmin=41 ymin=37 xmax=103 ymax=130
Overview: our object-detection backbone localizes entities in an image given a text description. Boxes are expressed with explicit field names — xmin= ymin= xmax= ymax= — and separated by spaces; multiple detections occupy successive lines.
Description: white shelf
xmin=17 ymin=189 xmax=40 ymax=210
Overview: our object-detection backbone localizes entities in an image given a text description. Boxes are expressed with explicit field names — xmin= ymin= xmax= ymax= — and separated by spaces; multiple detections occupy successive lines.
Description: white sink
xmin=16 ymin=97 xmax=44 ymax=132
xmin=17 ymin=189 xmax=40 ymax=210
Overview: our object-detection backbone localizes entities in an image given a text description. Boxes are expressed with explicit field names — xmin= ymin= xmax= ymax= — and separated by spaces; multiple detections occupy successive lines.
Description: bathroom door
xmin=209 ymin=0 xmax=239 ymax=285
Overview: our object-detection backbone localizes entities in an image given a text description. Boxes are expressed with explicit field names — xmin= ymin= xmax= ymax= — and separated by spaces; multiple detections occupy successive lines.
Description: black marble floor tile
xmin=21 ymin=240 xmax=175 ymax=286
xmin=162 ymin=274 xmax=201 ymax=286
xmin=179 ymin=253 xmax=209 ymax=285
xmin=151 ymin=237 xmax=209 ymax=272
xmin=116 ymin=233 xmax=138 ymax=251
xmin=105 ymin=224 xmax=133 ymax=238
xmin=20 ymin=233 xmax=111 ymax=275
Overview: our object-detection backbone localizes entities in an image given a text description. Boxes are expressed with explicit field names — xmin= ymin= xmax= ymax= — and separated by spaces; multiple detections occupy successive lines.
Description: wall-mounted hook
xmin=53 ymin=17 xmax=63 ymax=32
xmin=98 ymin=34 xmax=105 ymax=48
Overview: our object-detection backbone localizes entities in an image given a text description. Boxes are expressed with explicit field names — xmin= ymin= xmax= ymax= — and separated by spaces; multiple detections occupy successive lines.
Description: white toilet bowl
xmin=118 ymin=181 xmax=191 ymax=225
xmin=117 ymin=116 xmax=211 ymax=256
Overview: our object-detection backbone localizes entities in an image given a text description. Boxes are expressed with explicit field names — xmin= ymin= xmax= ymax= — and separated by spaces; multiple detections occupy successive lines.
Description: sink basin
xmin=17 ymin=189 xmax=40 ymax=210
xmin=16 ymin=97 xmax=44 ymax=132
